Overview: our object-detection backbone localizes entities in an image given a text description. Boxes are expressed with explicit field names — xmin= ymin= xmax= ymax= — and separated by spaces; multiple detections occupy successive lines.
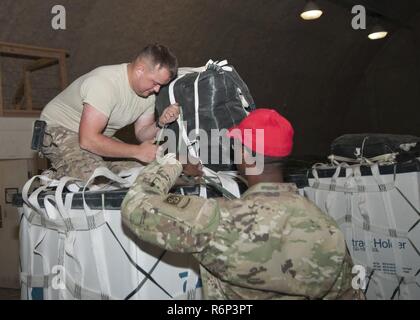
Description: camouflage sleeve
xmin=121 ymin=155 xmax=220 ymax=253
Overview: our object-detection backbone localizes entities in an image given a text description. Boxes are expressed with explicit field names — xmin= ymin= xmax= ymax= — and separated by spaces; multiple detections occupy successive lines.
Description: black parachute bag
xmin=155 ymin=61 xmax=255 ymax=172
xmin=331 ymin=134 xmax=420 ymax=162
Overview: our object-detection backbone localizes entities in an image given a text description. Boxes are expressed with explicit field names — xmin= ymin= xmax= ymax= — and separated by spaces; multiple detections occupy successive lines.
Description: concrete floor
xmin=0 ymin=288 xmax=20 ymax=300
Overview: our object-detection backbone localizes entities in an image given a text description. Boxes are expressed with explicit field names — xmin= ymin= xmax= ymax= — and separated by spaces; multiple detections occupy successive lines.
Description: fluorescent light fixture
xmin=368 ymin=25 xmax=388 ymax=40
xmin=300 ymin=1 xmax=323 ymax=20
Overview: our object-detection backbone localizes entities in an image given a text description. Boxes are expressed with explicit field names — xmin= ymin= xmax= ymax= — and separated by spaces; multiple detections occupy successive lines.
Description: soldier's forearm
xmin=135 ymin=122 xmax=160 ymax=142
xmin=121 ymin=153 xmax=218 ymax=255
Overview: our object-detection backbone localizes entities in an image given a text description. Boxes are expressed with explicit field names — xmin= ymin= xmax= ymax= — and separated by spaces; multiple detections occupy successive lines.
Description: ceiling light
xmin=368 ymin=25 xmax=388 ymax=40
xmin=300 ymin=1 xmax=323 ymax=20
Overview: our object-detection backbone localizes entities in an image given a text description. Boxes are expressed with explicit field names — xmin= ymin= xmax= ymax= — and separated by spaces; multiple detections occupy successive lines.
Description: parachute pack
xmin=155 ymin=60 xmax=255 ymax=172
xmin=330 ymin=134 xmax=420 ymax=164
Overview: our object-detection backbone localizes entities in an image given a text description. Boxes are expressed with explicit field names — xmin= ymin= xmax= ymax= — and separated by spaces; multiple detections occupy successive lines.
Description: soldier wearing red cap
xmin=121 ymin=109 xmax=362 ymax=300
xmin=227 ymin=108 xmax=294 ymax=158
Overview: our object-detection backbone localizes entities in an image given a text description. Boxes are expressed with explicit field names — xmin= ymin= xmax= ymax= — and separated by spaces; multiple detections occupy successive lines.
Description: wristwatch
xmin=156 ymin=121 xmax=164 ymax=129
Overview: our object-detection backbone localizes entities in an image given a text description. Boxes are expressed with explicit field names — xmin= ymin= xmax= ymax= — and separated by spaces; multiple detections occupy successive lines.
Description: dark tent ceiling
xmin=1 ymin=0 xmax=419 ymax=157
xmin=330 ymin=0 xmax=420 ymax=27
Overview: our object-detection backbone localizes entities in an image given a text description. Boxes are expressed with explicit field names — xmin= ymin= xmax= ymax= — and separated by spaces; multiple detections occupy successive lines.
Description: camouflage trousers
xmin=41 ymin=125 xmax=142 ymax=181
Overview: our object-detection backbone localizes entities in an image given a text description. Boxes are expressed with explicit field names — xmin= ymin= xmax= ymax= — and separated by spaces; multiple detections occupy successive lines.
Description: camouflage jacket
xmin=121 ymin=157 xmax=355 ymax=299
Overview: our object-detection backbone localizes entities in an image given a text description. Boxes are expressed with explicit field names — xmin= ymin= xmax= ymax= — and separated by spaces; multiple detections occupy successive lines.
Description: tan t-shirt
xmin=41 ymin=63 xmax=155 ymax=137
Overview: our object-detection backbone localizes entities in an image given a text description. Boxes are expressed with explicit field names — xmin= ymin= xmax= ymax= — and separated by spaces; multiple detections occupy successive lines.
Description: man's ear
xmin=135 ymin=63 xmax=145 ymax=76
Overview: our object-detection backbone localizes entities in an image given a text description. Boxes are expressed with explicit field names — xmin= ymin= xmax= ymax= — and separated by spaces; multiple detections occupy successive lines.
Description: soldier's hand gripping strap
xmin=121 ymin=154 xmax=221 ymax=253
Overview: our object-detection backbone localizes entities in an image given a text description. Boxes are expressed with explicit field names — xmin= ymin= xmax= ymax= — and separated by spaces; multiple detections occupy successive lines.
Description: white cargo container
xmin=304 ymin=160 xmax=420 ymax=300
xmin=18 ymin=175 xmax=203 ymax=300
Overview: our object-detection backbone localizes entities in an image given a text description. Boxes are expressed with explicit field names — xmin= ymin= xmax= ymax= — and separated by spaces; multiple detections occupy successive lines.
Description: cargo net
xmin=304 ymin=161 xmax=420 ymax=299
xmin=18 ymin=167 xmax=204 ymax=300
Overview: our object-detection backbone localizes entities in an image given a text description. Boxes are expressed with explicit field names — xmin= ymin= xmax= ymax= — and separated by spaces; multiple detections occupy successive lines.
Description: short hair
xmin=243 ymin=144 xmax=287 ymax=166
xmin=136 ymin=43 xmax=178 ymax=78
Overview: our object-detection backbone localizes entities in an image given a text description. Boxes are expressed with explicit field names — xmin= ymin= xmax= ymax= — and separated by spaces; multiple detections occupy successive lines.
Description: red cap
xmin=226 ymin=108 xmax=294 ymax=157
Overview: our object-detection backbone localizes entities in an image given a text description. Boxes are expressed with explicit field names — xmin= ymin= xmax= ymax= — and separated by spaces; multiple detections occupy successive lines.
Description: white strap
xmin=22 ymin=175 xmax=53 ymax=215
xmin=81 ymin=167 xmax=134 ymax=298
xmin=217 ymin=174 xmax=240 ymax=198
xmin=55 ymin=177 xmax=83 ymax=220
xmin=23 ymin=207 xmax=107 ymax=232
xmin=24 ymin=190 xmax=107 ymax=232
xmin=43 ymin=195 xmax=60 ymax=222
xmin=199 ymin=185 xmax=207 ymax=198
xmin=27 ymin=214 xmax=48 ymax=298
xmin=309 ymin=164 xmax=395 ymax=194
xmin=82 ymin=166 xmax=132 ymax=220
xmin=176 ymin=72 xmax=202 ymax=161
xmin=370 ymin=164 xmax=405 ymax=277
xmin=22 ymin=178 xmax=50 ymax=299
xmin=205 ymin=59 xmax=233 ymax=72
xmin=193 ymin=72 xmax=201 ymax=148
xmin=57 ymin=183 xmax=84 ymax=291
xmin=21 ymin=168 xmax=133 ymax=232
xmin=27 ymin=185 xmax=49 ymax=220
xmin=323 ymin=165 xmax=345 ymax=223
xmin=177 ymin=67 xmax=206 ymax=76
xmin=62 ymin=229 xmax=84 ymax=296
xmin=168 ymin=74 xmax=199 ymax=160
xmin=20 ymin=270 xmax=115 ymax=300
xmin=328 ymin=153 xmax=398 ymax=166
xmin=178 ymin=117 xmax=199 ymax=159
xmin=20 ymin=273 xmax=52 ymax=289
xmin=335 ymin=216 xmax=408 ymax=242
xmin=85 ymin=213 xmax=112 ymax=297
xmin=202 ymin=167 xmax=241 ymax=198
xmin=168 ymin=75 xmax=185 ymax=105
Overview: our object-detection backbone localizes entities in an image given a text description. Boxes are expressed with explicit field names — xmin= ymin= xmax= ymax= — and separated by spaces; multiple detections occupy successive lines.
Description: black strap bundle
xmin=155 ymin=62 xmax=255 ymax=171
xmin=331 ymin=134 xmax=420 ymax=162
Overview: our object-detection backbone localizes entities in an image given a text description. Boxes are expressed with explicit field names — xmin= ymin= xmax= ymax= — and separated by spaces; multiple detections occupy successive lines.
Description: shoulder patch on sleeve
xmin=164 ymin=194 xmax=191 ymax=209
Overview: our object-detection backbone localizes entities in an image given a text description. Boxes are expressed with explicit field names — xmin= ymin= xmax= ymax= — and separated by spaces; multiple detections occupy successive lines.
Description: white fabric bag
xmin=19 ymin=167 xmax=203 ymax=300
xmin=304 ymin=162 xmax=420 ymax=300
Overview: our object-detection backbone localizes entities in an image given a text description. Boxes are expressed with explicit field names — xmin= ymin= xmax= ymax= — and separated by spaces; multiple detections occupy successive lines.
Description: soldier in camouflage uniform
xmin=41 ymin=126 xmax=146 ymax=180
xmin=38 ymin=44 xmax=180 ymax=181
xmin=121 ymin=109 xmax=363 ymax=299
